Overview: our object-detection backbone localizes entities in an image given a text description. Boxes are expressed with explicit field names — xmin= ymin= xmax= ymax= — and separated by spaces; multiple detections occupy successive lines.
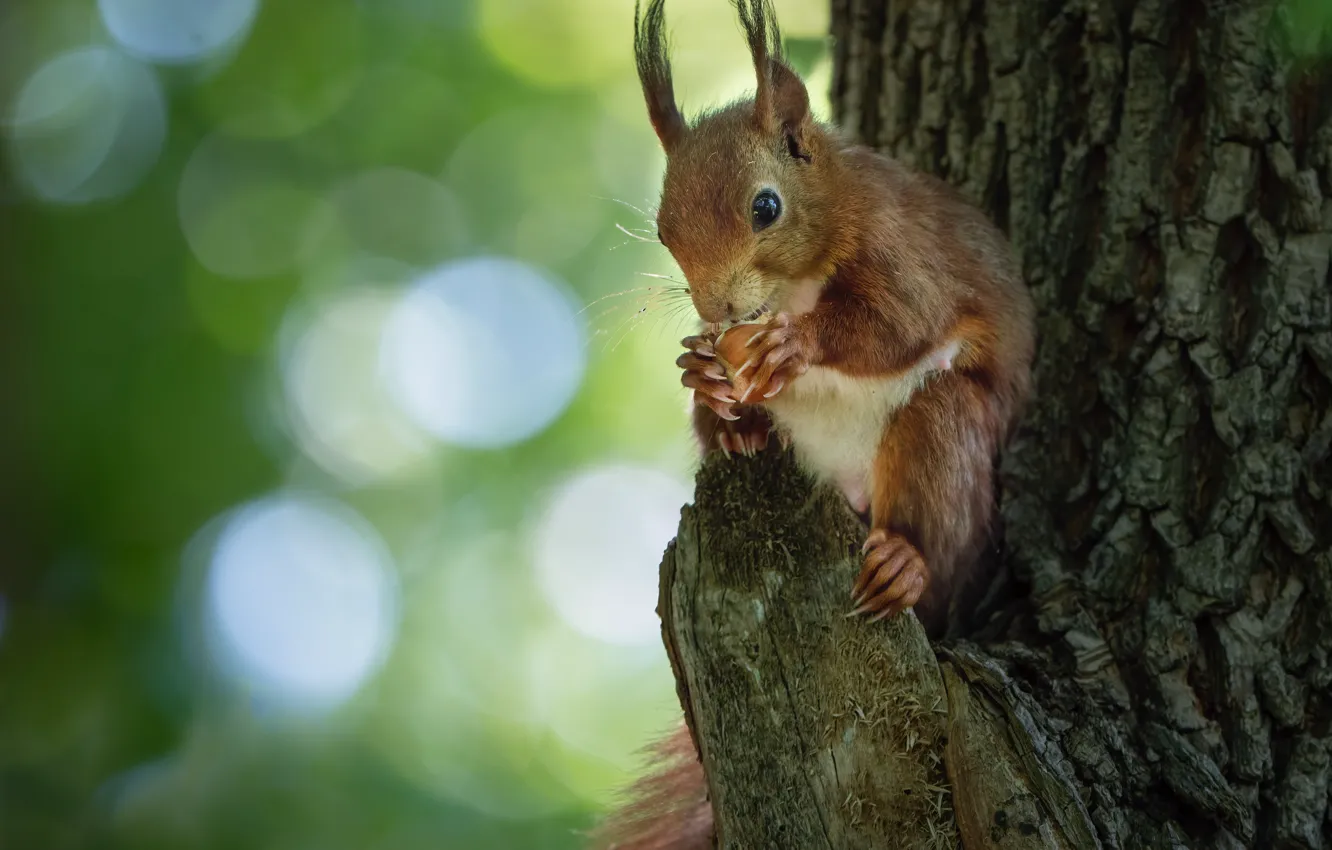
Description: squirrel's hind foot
xmin=848 ymin=530 xmax=929 ymax=622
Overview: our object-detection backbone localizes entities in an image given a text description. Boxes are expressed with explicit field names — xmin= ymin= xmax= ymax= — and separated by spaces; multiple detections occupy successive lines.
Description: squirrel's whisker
xmin=635 ymin=271 xmax=688 ymax=287
xmin=598 ymin=305 xmax=648 ymax=355
xmin=614 ymin=222 xmax=661 ymax=243
xmin=594 ymin=195 xmax=657 ymax=221
xmin=578 ymin=284 xmax=680 ymax=314
xmin=588 ymin=282 xmax=694 ymax=352
xmin=605 ymin=305 xmax=658 ymax=354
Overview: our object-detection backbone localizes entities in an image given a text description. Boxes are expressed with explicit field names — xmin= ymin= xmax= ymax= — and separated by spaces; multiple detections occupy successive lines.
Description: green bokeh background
xmin=0 ymin=0 xmax=830 ymax=847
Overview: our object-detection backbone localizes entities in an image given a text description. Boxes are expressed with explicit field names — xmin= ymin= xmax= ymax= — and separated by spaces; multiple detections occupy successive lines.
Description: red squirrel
xmin=590 ymin=1 xmax=1034 ymax=847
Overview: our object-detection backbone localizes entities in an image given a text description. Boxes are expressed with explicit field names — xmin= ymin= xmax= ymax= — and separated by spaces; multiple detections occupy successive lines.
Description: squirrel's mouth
xmin=733 ymin=297 xmax=774 ymax=325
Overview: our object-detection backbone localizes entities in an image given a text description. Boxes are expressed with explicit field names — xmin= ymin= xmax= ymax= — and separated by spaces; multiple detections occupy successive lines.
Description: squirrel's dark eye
xmin=751 ymin=189 xmax=781 ymax=232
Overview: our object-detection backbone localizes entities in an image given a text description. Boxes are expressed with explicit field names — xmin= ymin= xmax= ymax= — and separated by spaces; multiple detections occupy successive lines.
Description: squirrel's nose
xmin=690 ymin=290 xmax=729 ymax=324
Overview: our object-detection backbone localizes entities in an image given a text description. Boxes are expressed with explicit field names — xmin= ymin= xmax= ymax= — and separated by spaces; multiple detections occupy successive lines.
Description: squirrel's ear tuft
xmin=734 ymin=0 xmax=811 ymax=156
xmin=634 ymin=0 xmax=686 ymax=153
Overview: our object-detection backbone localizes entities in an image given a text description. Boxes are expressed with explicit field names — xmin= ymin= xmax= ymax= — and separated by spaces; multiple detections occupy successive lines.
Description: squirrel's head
xmin=635 ymin=0 xmax=842 ymax=325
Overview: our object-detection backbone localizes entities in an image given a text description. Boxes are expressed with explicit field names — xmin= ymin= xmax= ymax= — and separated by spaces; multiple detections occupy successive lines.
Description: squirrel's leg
xmin=851 ymin=371 xmax=999 ymax=637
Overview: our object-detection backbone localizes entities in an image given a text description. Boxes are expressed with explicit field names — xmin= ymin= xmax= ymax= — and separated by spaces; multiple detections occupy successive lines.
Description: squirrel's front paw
xmin=678 ymin=334 xmax=739 ymax=421
xmin=848 ymin=530 xmax=929 ymax=622
xmin=715 ymin=313 xmax=812 ymax=404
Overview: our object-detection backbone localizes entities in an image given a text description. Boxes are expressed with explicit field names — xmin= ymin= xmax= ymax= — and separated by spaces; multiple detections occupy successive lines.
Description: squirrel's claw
xmin=726 ymin=312 xmax=811 ymax=404
xmin=739 ymin=426 xmax=768 ymax=456
xmin=719 ymin=430 xmax=758 ymax=458
xmin=680 ymin=335 xmax=717 ymax=358
xmin=849 ymin=531 xmax=929 ymax=622
xmin=694 ymin=403 xmax=771 ymax=459
xmin=716 ymin=413 xmax=769 ymax=457
xmin=680 ymin=339 xmax=739 ymax=420
xmin=677 ymin=351 xmax=727 ymax=382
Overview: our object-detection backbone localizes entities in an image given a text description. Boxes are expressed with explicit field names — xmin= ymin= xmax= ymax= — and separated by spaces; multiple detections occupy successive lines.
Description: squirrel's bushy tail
xmin=587 ymin=723 xmax=713 ymax=850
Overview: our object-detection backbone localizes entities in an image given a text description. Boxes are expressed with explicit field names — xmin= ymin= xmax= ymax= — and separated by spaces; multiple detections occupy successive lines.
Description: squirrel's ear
xmin=735 ymin=0 xmax=811 ymax=160
xmin=768 ymin=59 xmax=812 ymax=161
xmin=634 ymin=0 xmax=686 ymax=153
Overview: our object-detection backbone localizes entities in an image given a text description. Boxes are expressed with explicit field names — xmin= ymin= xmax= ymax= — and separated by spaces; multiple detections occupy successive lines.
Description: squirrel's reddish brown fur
xmin=589 ymin=1 xmax=1035 ymax=847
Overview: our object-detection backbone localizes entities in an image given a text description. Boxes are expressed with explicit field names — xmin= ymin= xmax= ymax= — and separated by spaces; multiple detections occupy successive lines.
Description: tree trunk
xmin=661 ymin=0 xmax=1332 ymax=847
xmin=661 ymin=450 xmax=960 ymax=849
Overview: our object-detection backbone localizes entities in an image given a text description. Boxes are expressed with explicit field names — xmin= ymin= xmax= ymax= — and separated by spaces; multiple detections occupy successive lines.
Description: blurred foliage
xmin=1279 ymin=0 xmax=1332 ymax=61
xmin=0 ymin=0 xmax=829 ymax=848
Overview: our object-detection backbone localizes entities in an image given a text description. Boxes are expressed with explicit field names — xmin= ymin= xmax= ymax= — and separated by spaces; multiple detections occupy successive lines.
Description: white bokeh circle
xmin=202 ymin=494 xmax=400 ymax=712
xmin=533 ymin=465 xmax=691 ymax=646
xmin=6 ymin=46 xmax=166 ymax=205
xmin=380 ymin=256 xmax=586 ymax=449
xmin=279 ymin=285 xmax=436 ymax=484
xmin=98 ymin=0 xmax=259 ymax=65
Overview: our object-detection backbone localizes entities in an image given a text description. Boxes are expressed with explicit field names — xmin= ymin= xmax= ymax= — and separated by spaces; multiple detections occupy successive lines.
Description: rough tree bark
xmin=661 ymin=452 xmax=959 ymax=849
xmin=659 ymin=0 xmax=1332 ymax=847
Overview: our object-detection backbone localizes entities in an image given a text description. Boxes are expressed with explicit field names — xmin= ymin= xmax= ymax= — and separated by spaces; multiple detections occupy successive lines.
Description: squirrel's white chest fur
xmin=763 ymin=357 xmax=948 ymax=514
